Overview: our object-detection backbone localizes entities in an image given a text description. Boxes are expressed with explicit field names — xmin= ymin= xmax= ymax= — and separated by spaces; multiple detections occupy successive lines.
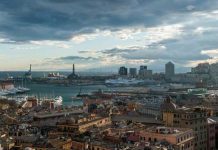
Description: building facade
xmin=161 ymin=98 xmax=209 ymax=150
xmin=165 ymin=61 xmax=175 ymax=80
xmin=118 ymin=66 xmax=128 ymax=76
xmin=129 ymin=68 xmax=137 ymax=77
xmin=139 ymin=126 xmax=194 ymax=150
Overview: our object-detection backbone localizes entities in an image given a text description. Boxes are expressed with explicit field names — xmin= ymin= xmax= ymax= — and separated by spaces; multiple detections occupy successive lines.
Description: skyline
xmin=0 ymin=0 xmax=218 ymax=72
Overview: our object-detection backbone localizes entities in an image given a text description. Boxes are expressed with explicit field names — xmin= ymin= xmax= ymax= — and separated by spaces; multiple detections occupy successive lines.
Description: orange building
xmin=139 ymin=126 xmax=194 ymax=150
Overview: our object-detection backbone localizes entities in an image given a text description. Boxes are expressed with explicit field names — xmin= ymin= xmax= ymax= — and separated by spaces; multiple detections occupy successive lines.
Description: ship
xmin=149 ymin=85 xmax=169 ymax=92
xmin=54 ymin=96 xmax=63 ymax=106
xmin=105 ymin=78 xmax=145 ymax=86
xmin=47 ymin=72 xmax=66 ymax=80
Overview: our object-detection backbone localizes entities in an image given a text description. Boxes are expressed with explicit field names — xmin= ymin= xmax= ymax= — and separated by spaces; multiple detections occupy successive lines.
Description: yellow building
xmin=161 ymin=97 xmax=209 ymax=150
xmin=57 ymin=114 xmax=111 ymax=133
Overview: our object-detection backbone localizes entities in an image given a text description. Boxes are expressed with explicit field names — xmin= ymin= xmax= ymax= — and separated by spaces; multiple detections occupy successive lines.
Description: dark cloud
xmin=99 ymin=44 xmax=211 ymax=63
xmin=40 ymin=55 xmax=99 ymax=68
xmin=58 ymin=56 xmax=98 ymax=61
xmin=100 ymin=47 xmax=138 ymax=57
xmin=0 ymin=0 xmax=218 ymax=41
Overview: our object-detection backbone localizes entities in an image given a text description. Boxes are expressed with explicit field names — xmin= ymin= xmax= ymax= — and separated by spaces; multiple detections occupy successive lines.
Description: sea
xmin=0 ymin=71 xmax=117 ymax=106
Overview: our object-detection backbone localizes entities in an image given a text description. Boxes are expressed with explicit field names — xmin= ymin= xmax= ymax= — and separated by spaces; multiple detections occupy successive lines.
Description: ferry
xmin=105 ymin=78 xmax=145 ymax=86
xmin=149 ymin=85 xmax=169 ymax=92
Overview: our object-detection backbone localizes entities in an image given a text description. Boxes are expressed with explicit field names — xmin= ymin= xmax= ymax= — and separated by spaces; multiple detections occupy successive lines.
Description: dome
xmin=160 ymin=96 xmax=177 ymax=112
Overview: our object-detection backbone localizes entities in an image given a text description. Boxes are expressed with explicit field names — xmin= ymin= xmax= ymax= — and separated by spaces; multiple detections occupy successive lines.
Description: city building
xmin=207 ymin=118 xmax=216 ymax=150
xmin=129 ymin=68 xmax=137 ymax=77
xmin=139 ymin=126 xmax=194 ymax=150
xmin=165 ymin=61 xmax=175 ymax=80
xmin=118 ymin=66 xmax=128 ymax=76
xmin=191 ymin=63 xmax=210 ymax=74
xmin=57 ymin=114 xmax=111 ymax=133
xmin=210 ymin=63 xmax=218 ymax=83
xmin=138 ymin=65 xmax=152 ymax=79
xmin=161 ymin=97 xmax=209 ymax=150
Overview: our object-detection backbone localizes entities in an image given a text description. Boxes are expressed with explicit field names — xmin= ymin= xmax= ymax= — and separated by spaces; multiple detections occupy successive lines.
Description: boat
xmin=54 ymin=96 xmax=63 ymax=106
xmin=18 ymin=87 xmax=30 ymax=92
xmin=72 ymin=96 xmax=83 ymax=102
xmin=3 ymin=89 xmax=16 ymax=95
xmin=105 ymin=78 xmax=145 ymax=86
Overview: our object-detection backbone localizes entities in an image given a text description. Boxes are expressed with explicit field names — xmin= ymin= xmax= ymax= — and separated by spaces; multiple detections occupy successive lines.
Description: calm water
xmin=18 ymin=83 xmax=110 ymax=106
xmin=0 ymin=71 xmax=113 ymax=106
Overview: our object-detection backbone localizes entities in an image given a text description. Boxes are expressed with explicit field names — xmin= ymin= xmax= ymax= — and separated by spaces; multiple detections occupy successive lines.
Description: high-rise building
xmin=118 ymin=66 xmax=128 ymax=76
xmin=139 ymin=65 xmax=147 ymax=70
xmin=138 ymin=65 xmax=152 ymax=79
xmin=161 ymin=97 xmax=210 ymax=150
xmin=129 ymin=68 xmax=137 ymax=77
xmin=165 ymin=61 xmax=175 ymax=80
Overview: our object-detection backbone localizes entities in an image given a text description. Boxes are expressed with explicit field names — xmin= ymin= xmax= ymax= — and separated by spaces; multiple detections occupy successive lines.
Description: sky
xmin=0 ymin=0 xmax=218 ymax=73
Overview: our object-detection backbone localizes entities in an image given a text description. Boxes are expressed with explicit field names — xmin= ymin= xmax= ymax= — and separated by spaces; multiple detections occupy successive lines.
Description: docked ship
xmin=47 ymin=72 xmax=66 ymax=80
xmin=54 ymin=96 xmax=63 ymax=106
xmin=149 ymin=85 xmax=169 ymax=92
xmin=105 ymin=78 xmax=145 ymax=86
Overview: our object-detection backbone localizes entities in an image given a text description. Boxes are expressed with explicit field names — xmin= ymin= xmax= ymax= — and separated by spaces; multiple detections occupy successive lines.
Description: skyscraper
xmin=118 ymin=66 xmax=128 ymax=76
xmin=129 ymin=68 xmax=137 ymax=77
xmin=165 ymin=61 xmax=175 ymax=80
xmin=138 ymin=65 xmax=152 ymax=79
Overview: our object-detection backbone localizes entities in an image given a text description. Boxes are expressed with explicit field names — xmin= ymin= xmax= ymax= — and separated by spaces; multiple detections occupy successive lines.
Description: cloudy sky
xmin=0 ymin=0 xmax=218 ymax=72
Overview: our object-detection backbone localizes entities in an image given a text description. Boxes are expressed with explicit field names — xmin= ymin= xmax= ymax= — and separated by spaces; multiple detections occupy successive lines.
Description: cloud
xmin=58 ymin=56 xmax=98 ymax=61
xmin=30 ymin=40 xmax=70 ymax=48
xmin=201 ymin=49 xmax=218 ymax=57
xmin=1 ymin=0 xmax=218 ymax=42
xmin=1 ymin=0 xmax=218 ymax=72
